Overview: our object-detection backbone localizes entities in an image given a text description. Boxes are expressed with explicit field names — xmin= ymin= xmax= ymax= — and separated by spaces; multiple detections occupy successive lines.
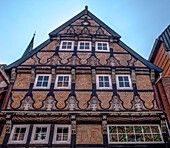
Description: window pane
xmin=124 ymin=76 xmax=129 ymax=81
xmin=57 ymin=82 xmax=62 ymax=87
xmin=153 ymin=134 xmax=162 ymax=142
xmin=20 ymin=128 xmax=26 ymax=133
xmin=12 ymin=134 xmax=18 ymax=140
xmin=110 ymin=134 xmax=118 ymax=142
xmin=127 ymin=134 xmax=135 ymax=142
xmin=56 ymin=133 xmax=62 ymax=141
xmin=63 ymin=82 xmax=69 ymax=87
xmin=80 ymin=43 xmax=84 ymax=46
xmin=18 ymin=134 xmax=25 ymax=140
xmin=44 ymin=76 xmax=49 ymax=81
xmin=62 ymin=42 xmax=67 ymax=45
xmin=68 ymin=42 xmax=72 ymax=46
xmin=67 ymin=45 xmax=72 ymax=49
xmin=134 ymin=126 xmax=142 ymax=133
xmin=143 ymin=126 xmax=151 ymax=133
xmin=38 ymin=76 xmax=43 ymax=81
xmin=63 ymin=134 xmax=68 ymax=141
xmin=62 ymin=45 xmax=66 ymax=49
xmin=36 ymin=82 xmax=42 ymax=87
xmin=99 ymin=82 xmax=104 ymax=87
xmin=57 ymin=127 xmax=62 ymax=133
xmin=104 ymin=76 xmax=109 ymax=81
xmin=63 ymin=127 xmax=68 ymax=133
xmin=43 ymin=82 xmax=48 ymax=87
xmin=105 ymin=82 xmax=110 ymax=87
xmin=36 ymin=127 xmax=41 ymax=133
xmin=103 ymin=47 xmax=107 ymax=50
xmin=151 ymin=126 xmax=159 ymax=133
xmin=118 ymin=134 xmax=127 ymax=142
xmin=98 ymin=43 xmax=102 ymax=46
xmin=42 ymin=128 xmax=47 ymax=133
xmin=144 ymin=134 xmax=153 ymax=142
xmin=58 ymin=76 xmax=63 ymax=81
xmin=118 ymin=76 xmax=123 ymax=81
xmin=64 ymin=76 xmax=69 ymax=82
xmin=125 ymin=82 xmax=130 ymax=87
xmin=98 ymin=47 xmax=102 ymax=50
xmin=99 ymin=76 xmax=103 ymax=81
xmin=119 ymin=82 xmax=124 ymax=87
xmin=136 ymin=134 xmax=144 ymax=142
xmin=126 ymin=126 xmax=133 ymax=133
xmin=118 ymin=126 xmax=125 ymax=133
xmin=109 ymin=126 xmax=117 ymax=133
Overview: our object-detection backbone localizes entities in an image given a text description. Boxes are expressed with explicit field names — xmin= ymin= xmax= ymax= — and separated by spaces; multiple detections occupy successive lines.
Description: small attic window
xmin=95 ymin=42 xmax=109 ymax=52
xmin=60 ymin=41 xmax=74 ymax=51
xmin=78 ymin=41 xmax=91 ymax=51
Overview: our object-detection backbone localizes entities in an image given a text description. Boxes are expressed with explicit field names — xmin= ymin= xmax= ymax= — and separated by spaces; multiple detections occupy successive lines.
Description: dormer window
xmin=95 ymin=42 xmax=109 ymax=52
xmin=78 ymin=41 xmax=91 ymax=51
xmin=60 ymin=41 xmax=74 ymax=51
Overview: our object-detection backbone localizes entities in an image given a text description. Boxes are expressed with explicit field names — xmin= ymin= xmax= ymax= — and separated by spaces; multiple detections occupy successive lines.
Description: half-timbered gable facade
xmin=1 ymin=6 xmax=168 ymax=148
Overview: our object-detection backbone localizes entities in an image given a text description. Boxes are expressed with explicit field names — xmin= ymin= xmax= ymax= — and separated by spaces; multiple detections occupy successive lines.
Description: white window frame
xmin=59 ymin=41 xmax=74 ymax=51
xmin=8 ymin=124 xmax=30 ymax=144
xmin=53 ymin=125 xmax=71 ymax=144
xmin=55 ymin=75 xmax=71 ymax=89
xmin=77 ymin=41 xmax=92 ymax=51
xmin=30 ymin=124 xmax=51 ymax=144
xmin=33 ymin=74 xmax=51 ymax=89
xmin=96 ymin=74 xmax=112 ymax=89
xmin=95 ymin=42 xmax=109 ymax=52
xmin=116 ymin=75 xmax=132 ymax=89
xmin=107 ymin=124 xmax=164 ymax=144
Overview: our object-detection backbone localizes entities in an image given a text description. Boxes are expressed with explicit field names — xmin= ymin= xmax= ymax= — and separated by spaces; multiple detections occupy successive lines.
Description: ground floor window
xmin=8 ymin=125 xmax=30 ymax=144
xmin=53 ymin=125 xmax=71 ymax=144
xmin=108 ymin=124 xmax=163 ymax=143
xmin=30 ymin=124 xmax=51 ymax=144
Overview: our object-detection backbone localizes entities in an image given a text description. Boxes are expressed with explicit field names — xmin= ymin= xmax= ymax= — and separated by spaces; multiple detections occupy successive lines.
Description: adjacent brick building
xmin=0 ymin=6 xmax=169 ymax=148
xmin=149 ymin=25 xmax=170 ymax=128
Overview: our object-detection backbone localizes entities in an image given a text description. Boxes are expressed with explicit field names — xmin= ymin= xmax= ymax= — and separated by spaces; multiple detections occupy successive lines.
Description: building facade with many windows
xmin=0 ymin=6 xmax=169 ymax=148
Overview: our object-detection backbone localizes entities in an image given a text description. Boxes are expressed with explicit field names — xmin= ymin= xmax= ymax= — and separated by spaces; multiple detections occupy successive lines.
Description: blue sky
xmin=0 ymin=0 xmax=170 ymax=64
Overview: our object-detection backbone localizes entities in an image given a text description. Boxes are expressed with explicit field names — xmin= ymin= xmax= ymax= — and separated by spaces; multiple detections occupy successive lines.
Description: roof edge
xmin=118 ymin=40 xmax=162 ymax=73
xmin=5 ymin=39 xmax=51 ymax=71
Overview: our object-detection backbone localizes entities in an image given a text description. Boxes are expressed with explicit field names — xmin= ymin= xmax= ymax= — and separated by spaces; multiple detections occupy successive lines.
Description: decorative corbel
xmin=71 ymin=69 xmax=76 ymax=83
xmin=151 ymin=69 xmax=155 ymax=83
xmin=102 ymin=115 xmax=107 ymax=134
xmin=5 ymin=114 xmax=12 ymax=134
xmin=10 ymin=68 xmax=16 ymax=83
xmin=111 ymin=69 xmax=116 ymax=83
xmin=131 ymin=70 xmax=136 ymax=83
xmin=30 ymin=68 xmax=35 ymax=83
xmin=71 ymin=114 xmax=76 ymax=134
xmin=92 ymin=69 xmax=96 ymax=83
xmin=51 ymin=68 xmax=56 ymax=83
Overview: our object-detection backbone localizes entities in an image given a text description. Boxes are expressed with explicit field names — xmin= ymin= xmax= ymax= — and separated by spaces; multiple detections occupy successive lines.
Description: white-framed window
xmin=116 ymin=75 xmax=132 ymax=89
xmin=53 ymin=125 xmax=71 ymax=144
xmin=55 ymin=75 xmax=71 ymax=89
xmin=33 ymin=74 xmax=51 ymax=89
xmin=96 ymin=75 xmax=112 ymax=89
xmin=30 ymin=124 xmax=51 ymax=144
xmin=8 ymin=124 xmax=30 ymax=144
xmin=95 ymin=42 xmax=109 ymax=52
xmin=108 ymin=124 xmax=163 ymax=143
xmin=78 ymin=41 xmax=91 ymax=51
xmin=59 ymin=41 xmax=74 ymax=51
